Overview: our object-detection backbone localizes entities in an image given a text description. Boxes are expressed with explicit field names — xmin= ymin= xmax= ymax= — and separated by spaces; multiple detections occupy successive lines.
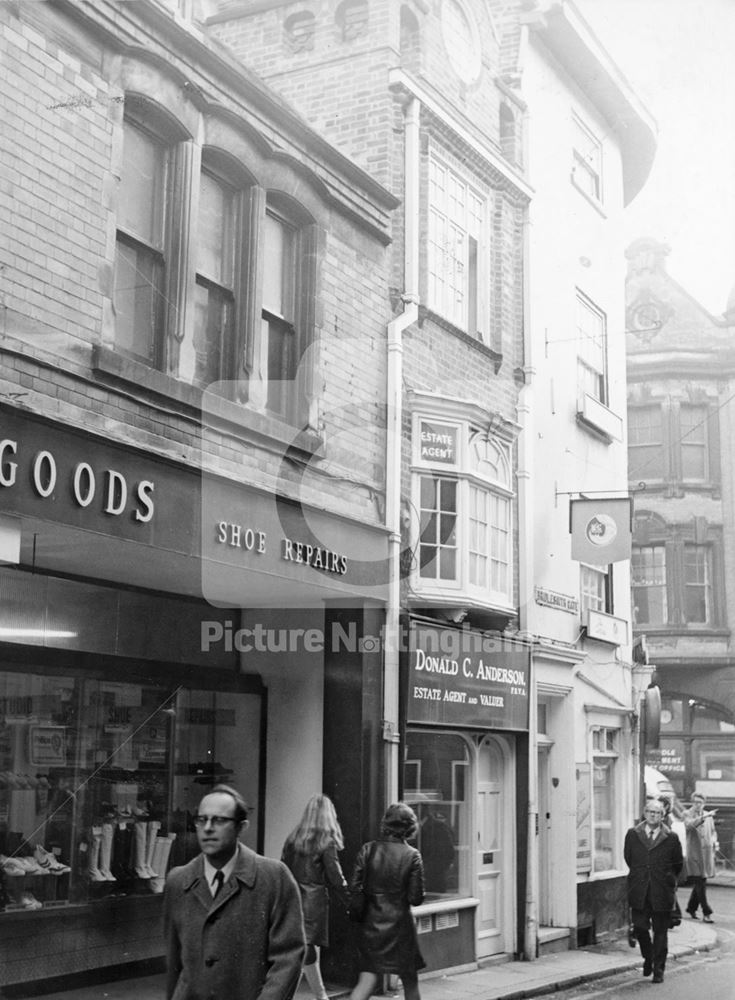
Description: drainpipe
xmin=383 ymin=95 xmax=420 ymax=806
xmin=517 ymin=197 xmax=539 ymax=958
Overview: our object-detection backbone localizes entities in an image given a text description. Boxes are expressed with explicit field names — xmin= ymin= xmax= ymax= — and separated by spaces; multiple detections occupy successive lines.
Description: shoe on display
xmin=34 ymin=845 xmax=71 ymax=875
xmin=0 ymin=856 xmax=27 ymax=877
xmin=18 ymin=891 xmax=43 ymax=910
xmin=17 ymin=856 xmax=47 ymax=876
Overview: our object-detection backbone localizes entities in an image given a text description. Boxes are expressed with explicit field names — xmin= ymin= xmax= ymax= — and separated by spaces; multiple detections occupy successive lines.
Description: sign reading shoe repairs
xmin=405 ymin=622 xmax=529 ymax=730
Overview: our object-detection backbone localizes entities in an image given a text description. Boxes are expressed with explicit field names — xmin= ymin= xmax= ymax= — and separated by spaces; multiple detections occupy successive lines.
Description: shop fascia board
xmin=8 ymin=515 xmax=382 ymax=608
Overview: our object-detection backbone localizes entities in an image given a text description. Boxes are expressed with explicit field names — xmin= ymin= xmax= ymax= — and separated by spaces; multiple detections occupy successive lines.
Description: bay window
xmin=413 ymin=416 xmax=514 ymax=609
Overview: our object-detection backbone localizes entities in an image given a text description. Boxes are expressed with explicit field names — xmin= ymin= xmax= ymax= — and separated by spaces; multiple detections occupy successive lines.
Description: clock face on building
xmin=631 ymin=302 xmax=661 ymax=331
xmin=441 ymin=0 xmax=482 ymax=85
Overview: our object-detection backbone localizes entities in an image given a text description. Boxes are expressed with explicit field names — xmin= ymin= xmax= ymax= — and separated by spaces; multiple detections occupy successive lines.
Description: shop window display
xmin=0 ymin=670 xmax=261 ymax=913
xmin=404 ymin=731 xmax=471 ymax=899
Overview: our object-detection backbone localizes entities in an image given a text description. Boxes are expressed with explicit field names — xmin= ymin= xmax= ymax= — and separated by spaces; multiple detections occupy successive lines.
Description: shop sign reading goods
xmin=406 ymin=623 xmax=529 ymax=730
xmin=0 ymin=436 xmax=154 ymax=522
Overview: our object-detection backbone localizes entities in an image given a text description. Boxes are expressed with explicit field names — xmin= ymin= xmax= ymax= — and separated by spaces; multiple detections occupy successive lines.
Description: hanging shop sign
xmin=405 ymin=622 xmax=529 ymax=731
xmin=570 ymin=496 xmax=633 ymax=564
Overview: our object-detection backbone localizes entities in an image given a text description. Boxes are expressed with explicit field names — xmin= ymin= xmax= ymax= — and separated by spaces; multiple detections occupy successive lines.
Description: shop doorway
xmin=476 ymin=735 xmax=514 ymax=958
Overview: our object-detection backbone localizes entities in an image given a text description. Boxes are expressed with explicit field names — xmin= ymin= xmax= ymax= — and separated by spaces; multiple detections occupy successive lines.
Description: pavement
xmin=10 ymin=873 xmax=734 ymax=1000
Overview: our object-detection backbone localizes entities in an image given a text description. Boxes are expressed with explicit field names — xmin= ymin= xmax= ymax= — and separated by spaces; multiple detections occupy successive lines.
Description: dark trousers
xmin=631 ymin=902 xmax=670 ymax=974
xmin=687 ymin=876 xmax=712 ymax=917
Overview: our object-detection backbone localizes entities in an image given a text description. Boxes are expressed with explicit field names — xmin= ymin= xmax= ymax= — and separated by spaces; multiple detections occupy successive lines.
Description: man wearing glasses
xmin=164 ymin=784 xmax=305 ymax=1000
xmin=624 ymin=798 xmax=683 ymax=984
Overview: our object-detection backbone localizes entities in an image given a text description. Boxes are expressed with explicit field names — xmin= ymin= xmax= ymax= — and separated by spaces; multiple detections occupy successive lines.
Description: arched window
xmin=400 ymin=5 xmax=420 ymax=72
xmin=262 ymin=193 xmax=317 ymax=419
xmin=499 ymin=103 xmax=517 ymax=164
xmin=284 ymin=10 xmax=316 ymax=53
xmin=192 ymin=150 xmax=254 ymax=388
xmin=114 ymin=106 xmax=187 ymax=368
xmin=336 ymin=0 xmax=368 ymax=42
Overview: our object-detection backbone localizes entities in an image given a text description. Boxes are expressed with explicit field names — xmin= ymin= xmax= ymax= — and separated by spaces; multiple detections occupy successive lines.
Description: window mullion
xmin=240 ymin=186 xmax=268 ymax=405
xmin=165 ymin=139 xmax=197 ymax=372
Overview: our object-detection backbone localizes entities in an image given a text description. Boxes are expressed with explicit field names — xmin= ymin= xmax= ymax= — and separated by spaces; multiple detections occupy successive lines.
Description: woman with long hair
xmin=282 ymin=794 xmax=348 ymax=1000
xmin=349 ymin=802 xmax=425 ymax=1000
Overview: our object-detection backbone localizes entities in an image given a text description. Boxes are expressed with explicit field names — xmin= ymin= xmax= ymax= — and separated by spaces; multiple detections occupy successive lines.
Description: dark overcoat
xmin=281 ymin=841 xmax=347 ymax=946
xmin=164 ymin=842 xmax=305 ymax=1000
xmin=350 ymin=836 xmax=425 ymax=975
xmin=624 ymin=822 xmax=683 ymax=912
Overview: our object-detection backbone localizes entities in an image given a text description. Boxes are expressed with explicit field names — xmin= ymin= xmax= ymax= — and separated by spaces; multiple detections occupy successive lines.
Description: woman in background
xmin=282 ymin=794 xmax=348 ymax=1000
xmin=349 ymin=802 xmax=425 ymax=1000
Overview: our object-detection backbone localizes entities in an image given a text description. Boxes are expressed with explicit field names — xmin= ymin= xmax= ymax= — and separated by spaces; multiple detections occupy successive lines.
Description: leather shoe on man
xmin=703 ymin=916 xmax=714 ymax=923
xmin=642 ymin=960 xmax=652 ymax=977
xmin=652 ymin=973 xmax=664 ymax=983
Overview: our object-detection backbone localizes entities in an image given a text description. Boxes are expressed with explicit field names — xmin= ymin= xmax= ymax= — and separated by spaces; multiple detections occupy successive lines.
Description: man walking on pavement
xmin=164 ymin=784 xmax=305 ymax=1000
xmin=624 ymin=799 xmax=683 ymax=984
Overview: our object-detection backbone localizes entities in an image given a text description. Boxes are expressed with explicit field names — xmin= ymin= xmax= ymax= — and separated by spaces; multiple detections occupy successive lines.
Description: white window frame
xmin=632 ymin=543 xmax=667 ymax=626
xmin=580 ymin=563 xmax=610 ymax=615
xmin=591 ymin=726 xmax=619 ymax=874
xmin=411 ymin=415 xmax=514 ymax=609
xmin=572 ymin=113 xmax=603 ymax=203
xmin=683 ymin=543 xmax=713 ymax=624
xmin=427 ymin=152 xmax=488 ymax=341
xmin=576 ymin=291 xmax=608 ymax=405
xmin=679 ymin=403 xmax=709 ymax=483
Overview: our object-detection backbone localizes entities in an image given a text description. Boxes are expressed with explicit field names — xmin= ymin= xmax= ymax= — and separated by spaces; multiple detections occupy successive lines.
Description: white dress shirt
xmin=203 ymin=853 xmax=237 ymax=896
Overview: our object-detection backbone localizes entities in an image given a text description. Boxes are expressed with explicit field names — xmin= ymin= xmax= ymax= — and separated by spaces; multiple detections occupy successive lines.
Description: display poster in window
xmin=29 ymin=725 xmax=67 ymax=766
xmin=419 ymin=421 xmax=458 ymax=464
xmin=404 ymin=622 xmax=529 ymax=730
xmin=576 ymin=763 xmax=592 ymax=873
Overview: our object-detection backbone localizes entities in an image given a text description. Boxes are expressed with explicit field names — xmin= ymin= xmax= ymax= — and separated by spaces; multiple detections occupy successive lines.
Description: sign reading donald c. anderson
xmin=405 ymin=624 xmax=529 ymax=730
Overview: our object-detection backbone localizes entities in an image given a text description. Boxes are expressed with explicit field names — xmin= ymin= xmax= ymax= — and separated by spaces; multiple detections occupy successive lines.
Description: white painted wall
xmin=238 ymin=608 xmax=325 ymax=861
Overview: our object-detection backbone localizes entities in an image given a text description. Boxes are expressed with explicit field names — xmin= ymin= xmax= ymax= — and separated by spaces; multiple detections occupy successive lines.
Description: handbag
xmin=348 ymin=841 xmax=377 ymax=923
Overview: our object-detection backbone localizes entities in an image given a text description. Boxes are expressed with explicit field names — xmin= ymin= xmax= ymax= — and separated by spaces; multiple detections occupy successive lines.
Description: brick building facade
xmin=0 ymin=0 xmax=396 ymax=987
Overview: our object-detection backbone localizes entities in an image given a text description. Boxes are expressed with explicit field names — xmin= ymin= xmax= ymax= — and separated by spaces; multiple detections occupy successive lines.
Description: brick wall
xmin=0 ymin=0 xmax=392 ymax=526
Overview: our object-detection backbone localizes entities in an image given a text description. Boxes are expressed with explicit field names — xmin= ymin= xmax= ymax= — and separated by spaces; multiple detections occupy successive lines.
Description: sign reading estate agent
xmin=405 ymin=623 xmax=529 ymax=731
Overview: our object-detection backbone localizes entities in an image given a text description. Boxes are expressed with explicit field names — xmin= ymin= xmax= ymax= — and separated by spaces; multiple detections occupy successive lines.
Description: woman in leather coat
xmin=349 ymin=802 xmax=425 ymax=1000
xmin=282 ymin=795 xmax=348 ymax=1000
